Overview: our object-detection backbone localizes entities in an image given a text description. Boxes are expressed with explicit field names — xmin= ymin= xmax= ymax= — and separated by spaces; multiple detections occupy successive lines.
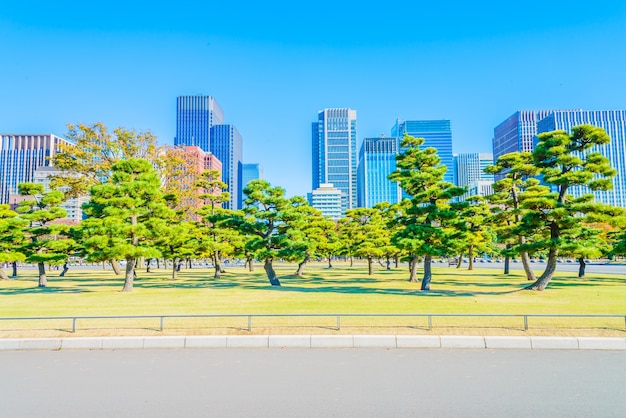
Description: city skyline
xmin=2 ymin=1 xmax=626 ymax=197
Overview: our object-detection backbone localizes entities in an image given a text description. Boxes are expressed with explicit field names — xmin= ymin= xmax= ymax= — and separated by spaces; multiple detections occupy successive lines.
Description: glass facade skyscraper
xmin=536 ymin=110 xmax=626 ymax=208
xmin=0 ymin=134 xmax=73 ymax=204
xmin=241 ymin=163 xmax=263 ymax=188
xmin=210 ymin=124 xmax=243 ymax=210
xmin=454 ymin=153 xmax=494 ymax=200
xmin=357 ymin=136 xmax=400 ymax=207
xmin=392 ymin=119 xmax=454 ymax=184
xmin=175 ymin=96 xmax=224 ymax=150
xmin=491 ymin=110 xmax=556 ymax=180
xmin=312 ymin=108 xmax=358 ymax=214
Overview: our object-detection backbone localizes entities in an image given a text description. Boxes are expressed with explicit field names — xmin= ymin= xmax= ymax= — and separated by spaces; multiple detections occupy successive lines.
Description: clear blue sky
xmin=2 ymin=1 xmax=626 ymax=197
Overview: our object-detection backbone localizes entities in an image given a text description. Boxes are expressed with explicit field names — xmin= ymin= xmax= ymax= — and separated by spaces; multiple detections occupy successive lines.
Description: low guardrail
xmin=1 ymin=313 xmax=625 ymax=333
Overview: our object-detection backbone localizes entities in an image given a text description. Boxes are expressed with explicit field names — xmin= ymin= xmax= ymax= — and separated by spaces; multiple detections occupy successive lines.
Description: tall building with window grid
xmin=536 ymin=110 xmax=626 ymax=208
xmin=357 ymin=136 xmax=401 ymax=207
xmin=392 ymin=119 xmax=454 ymax=185
xmin=0 ymin=134 xmax=72 ymax=204
xmin=175 ymin=96 xmax=224 ymax=151
xmin=210 ymin=124 xmax=243 ymax=210
xmin=312 ymin=108 xmax=358 ymax=214
xmin=454 ymin=152 xmax=494 ymax=199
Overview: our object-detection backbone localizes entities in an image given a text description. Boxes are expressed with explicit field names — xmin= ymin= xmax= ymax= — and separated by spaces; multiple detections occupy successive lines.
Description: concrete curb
xmin=1 ymin=335 xmax=625 ymax=351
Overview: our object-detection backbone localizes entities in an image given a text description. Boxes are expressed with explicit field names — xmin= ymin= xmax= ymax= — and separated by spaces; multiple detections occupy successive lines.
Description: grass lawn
xmin=1 ymin=261 xmax=625 ymax=338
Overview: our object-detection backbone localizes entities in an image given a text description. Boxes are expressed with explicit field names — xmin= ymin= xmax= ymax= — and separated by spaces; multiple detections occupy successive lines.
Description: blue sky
xmin=2 ymin=1 xmax=626 ymax=197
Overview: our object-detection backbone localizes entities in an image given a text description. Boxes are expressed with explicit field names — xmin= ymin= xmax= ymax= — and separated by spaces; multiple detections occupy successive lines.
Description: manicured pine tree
xmin=389 ymin=134 xmax=465 ymax=290
xmin=485 ymin=152 xmax=543 ymax=280
xmin=293 ymin=205 xmax=335 ymax=276
xmin=0 ymin=204 xmax=28 ymax=279
xmin=239 ymin=180 xmax=308 ymax=286
xmin=80 ymin=158 xmax=174 ymax=292
xmin=339 ymin=206 xmax=390 ymax=276
xmin=523 ymin=125 xmax=617 ymax=290
xmin=16 ymin=184 xmax=76 ymax=287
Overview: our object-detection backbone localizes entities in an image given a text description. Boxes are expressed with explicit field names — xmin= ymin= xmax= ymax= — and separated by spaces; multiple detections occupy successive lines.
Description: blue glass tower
xmin=175 ymin=96 xmax=224 ymax=150
xmin=312 ymin=108 xmax=358 ymax=214
xmin=392 ymin=119 xmax=454 ymax=184
xmin=357 ymin=136 xmax=400 ymax=207
xmin=537 ymin=110 xmax=626 ymax=208
xmin=210 ymin=125 xmax=243 ymax=210
xmin=242 ymin=163 xmax=263 ymax=188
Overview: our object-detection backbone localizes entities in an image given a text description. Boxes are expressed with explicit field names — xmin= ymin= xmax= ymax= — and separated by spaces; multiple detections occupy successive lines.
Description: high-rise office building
xmin=357 ymin=136 xmax=401 ymax=207
xmin=308 ymin=183 xmax=343 ymax=221
xmin=312 ymin=108 xmax=358 ymax=214
xmin=454 ymin=153 xmax=494 ymax=187
xmin=175 ymin=96 xmax=224 ymax=150
xmin=0 ymin=134 xmax=73 ymax=204
xmin=537 ymin=110 xmax=626 ymax=208
xmin=32 ymin=166 xmax=89 ymax=223
xmin=392 ymin=119 xmax=454 ymax=184
xmin=242 ymin=163 xmax=263 ymax=189
xmin=210 ymin=124 xmax=243 ymax=210
xmin=491 ymin=110 xmax=556 ymax=179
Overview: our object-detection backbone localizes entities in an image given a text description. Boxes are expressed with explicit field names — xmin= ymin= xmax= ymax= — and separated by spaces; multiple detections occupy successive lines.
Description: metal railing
xmin=1 ymin=313 xmax=625 ymax=333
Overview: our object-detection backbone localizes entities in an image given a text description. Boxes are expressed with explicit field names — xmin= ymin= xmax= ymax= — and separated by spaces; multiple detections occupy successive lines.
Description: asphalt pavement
xmin=1 ymin=348 xmax=624 ymax=418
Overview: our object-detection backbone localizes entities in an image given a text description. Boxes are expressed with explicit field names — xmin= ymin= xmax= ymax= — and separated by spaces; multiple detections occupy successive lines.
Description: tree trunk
xmin=264 ymin=259 xmax=281 ymax=286
xmin=122 ymin=257 xmax=135 ymax=292
xmin=367 ymin=256 xmax=374 ymax=275
xmin=38 ymin=262 xmax=47 ymax=287
xmin=11 ymin=261 xmax=17 ymax=277
xmin=110 ymin=260 xmax=122 ymax=275
xmin=386 ymin=257 xmax=391 ymax=270
xmin=349 ymin=256 xmax=353 ymax=268
xmin=468 ymin=245 xmax=474 ymax=270
xmin=172 ymin=258 xmax=179 ymax=280
xmin=0 ymin=267 xmax=9 ymax=280
xmin=59 ymin=263 xmax=69 ymax=277
xmin=146 ymin=259 xmax=151 ymax=273
xmin=421 ymin=255 xmax=432 ymax=291
xmin=247 ymin=256 xmax=254 ymax=272
xmin=102 ymin=261 xmax=106 ymax=270
xmin=526 ymin=246 xmax=558 ymax=291
xmin=520 ymin=252 xmax=536 ymax=281
xmin=578 ymin=257 xmax=586 ymax=278
xmin=156 ymin=259 xmax=161 ymax=269
xmin=456 ymin=255 xmax=462 ymax=269
xmin=408 ymin=255 xmax=419 ymax=282
xmin=394 ymin=255 xmax=399 ymax=268
xmin=296 ymin=255 xmax=309 ymax=276
xmin=327 ymin=256 xmax=333 ymax=269
xmin=503 ymin=243 xmax=511 ymax=275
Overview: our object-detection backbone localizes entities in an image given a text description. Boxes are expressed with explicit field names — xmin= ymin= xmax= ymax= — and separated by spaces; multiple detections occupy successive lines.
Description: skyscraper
xmin=175 ymin=96 xmax=224 ymax=150
xmin=242 ymin=163 xmax=263 ymax=188
xmin=491 ymin=110 xmax=556 ymax=178
xmin=392 ymin=119 xmax=454 ymax=184
xmin=454 ymin=153 xmax=494 ymax=200
xmin=312 ymin=108 xmax=358 ymax=214
xmin=536 ymin=110 xmax=626 ymax=208
xmin=210 ymin=124 xmax=243 ymax=210
xmin=357 ymin=136 xmax=401 ymax=207
xmin=0 ymin=134 xmax=72 ymax=204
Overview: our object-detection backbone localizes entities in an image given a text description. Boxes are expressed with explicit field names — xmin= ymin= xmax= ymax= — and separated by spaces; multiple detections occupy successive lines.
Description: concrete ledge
xmin=531 ymin=337 xmax=579 ymax=350
xmin=0 ymin=339 xmax=21 ymax=350
xmin=102 ymin=337 xmax=144 ymax=349
xmin=441 ymin=336 xmax=485 ymax=349
xmin=61 ymin=338 xmax=104 ymax=350
xmin=226 ymin=335 xmax=269 ymax=348
xmin=397 ymin=335 xmax=441 ymax=348
xmin=19 ymin=338 xmax=62 ymax=350
xmin=185 ymin=336 xmax=227 ymax=348
xmin=143 ymin=336 xmax=186 ymax=349
xmin=485 ymin=336 xmax=532 ymax=349
xmin=578 ymin=337 xmax=626 ymax=350
xmin=353 ymin=335 xmax=396 ymax=348
xmin=311 ymin=335 xmax=354 ymax=348
xmin=269 ymin=335 xmax=311 ymax=348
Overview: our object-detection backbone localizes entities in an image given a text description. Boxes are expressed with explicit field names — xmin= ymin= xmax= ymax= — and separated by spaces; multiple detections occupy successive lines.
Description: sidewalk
xmin=1 ymin=335 xmax=625 ymax=350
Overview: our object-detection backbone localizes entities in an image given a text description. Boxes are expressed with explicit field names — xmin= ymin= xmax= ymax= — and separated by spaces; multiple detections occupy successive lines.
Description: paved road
xmin=1 ymin=348 xmax=624 ymax=417
xmin=448 ymin=260 xmax=626 ymax=276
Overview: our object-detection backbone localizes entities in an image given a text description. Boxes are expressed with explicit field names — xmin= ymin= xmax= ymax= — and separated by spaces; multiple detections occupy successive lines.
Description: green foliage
xmin=80 ymin=158 xmax=174 ymax=291
xmin=339 ymin=206 xmax=391 ymax=275
xmin=389 ymin=134 xmax=465 ymax=289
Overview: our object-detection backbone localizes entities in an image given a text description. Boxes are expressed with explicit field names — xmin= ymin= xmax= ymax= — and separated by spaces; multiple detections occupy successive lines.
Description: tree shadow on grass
xmin=0 ymin=286 xmax=85 ymax=295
